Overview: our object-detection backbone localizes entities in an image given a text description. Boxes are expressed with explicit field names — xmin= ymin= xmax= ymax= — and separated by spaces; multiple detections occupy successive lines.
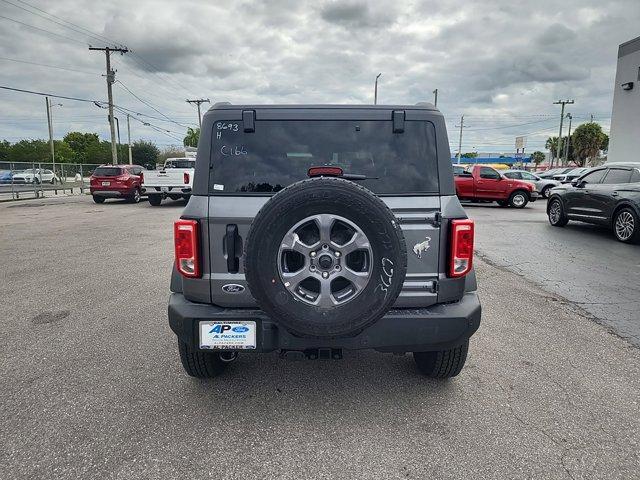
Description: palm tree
xmin=183 ymin=127 xmax=200 ymax=147
xmin=545 ymin=136 xmax=560 ymax=160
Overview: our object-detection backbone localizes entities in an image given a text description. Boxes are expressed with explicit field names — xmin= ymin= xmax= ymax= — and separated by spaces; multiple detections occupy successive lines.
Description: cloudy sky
xmin=1 ymin=0 xmax=639 ymax=154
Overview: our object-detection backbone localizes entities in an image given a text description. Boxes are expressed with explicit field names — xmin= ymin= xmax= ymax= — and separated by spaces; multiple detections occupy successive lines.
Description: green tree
xmin=572 ymin=123 xmax=607 ymax=167
xmin=52 ymin=140 xmax=76 ymax=163
xmin=0 ymin=140 xmax=10 ymax=162
xmin=530 ymin=151 xmax=545 ymax=166
xmin=461 ymin=152 xmax=478 ymax=158
xmin=84 ymin=141 xmax=114 ymax=164
xmin=132 ymin=140 xmax=160 ymax=166
xmin=63 ymin=132 xmax=100 ymax=163
xmin=7 ymin=139 xmax=50 ymax=163
xmin=159 ymin=147 xmax=186 ymax=163
xmin=183 ymin=127 xmax=200 ymax=147
xmin=545 ymin=136 xmax=564 ymax=161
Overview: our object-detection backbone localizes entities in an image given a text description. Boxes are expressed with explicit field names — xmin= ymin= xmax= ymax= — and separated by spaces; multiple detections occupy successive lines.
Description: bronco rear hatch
xmin=202 ymin=109 xmax=446 ymax=309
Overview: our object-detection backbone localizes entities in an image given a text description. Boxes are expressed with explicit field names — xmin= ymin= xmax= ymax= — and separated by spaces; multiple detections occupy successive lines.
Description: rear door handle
xmin=225 ymin=225 xmax=242 ymax=273
xmin=612 ymin=191 xmax=619 ymax=197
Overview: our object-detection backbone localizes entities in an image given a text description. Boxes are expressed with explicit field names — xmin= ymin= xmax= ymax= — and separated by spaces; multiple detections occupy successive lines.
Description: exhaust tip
xmin=219 ymin=352 xmax=238 ymax=363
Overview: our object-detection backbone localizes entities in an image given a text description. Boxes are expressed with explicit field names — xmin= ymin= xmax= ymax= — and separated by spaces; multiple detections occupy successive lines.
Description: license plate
xmin=199 ymin=321 xmax=256 ymax=350
xmin=102 ymin=181 xmax=110 ymax=186
xmin=161 ymin=186 xmax=169 ymax=192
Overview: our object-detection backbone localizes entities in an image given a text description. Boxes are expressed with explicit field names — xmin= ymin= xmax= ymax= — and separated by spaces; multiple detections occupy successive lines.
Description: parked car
xmin=547 ymin=162 xmax=640 ymax=243
xmin=0 ymin=170 xmax=13 ymax=184
xmin=169 ymin=103 xmax=481 ymax=379
xmin=11 ymin=168 xmax=59 ymax=184
xmin=503 ymin=169 xmax=561 ymax=198
xmin=141 ymin=157 xmax=195 ymax=206
xmin=554 ymin=167 xmax=590 ymax=184
xmin=536 ymin=167 xmax=574 ymax=179
xmin=452 ymin=165 xmax=466 ymax=176
xmin=89 ymin=165 xmax=144 ymax=203
xmin=455 ymin=164 xmax=538 ymax=208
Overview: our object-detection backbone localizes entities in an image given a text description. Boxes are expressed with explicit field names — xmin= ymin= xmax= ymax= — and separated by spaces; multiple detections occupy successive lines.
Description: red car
xmin=454 ymin=165 xmax=538 ymax=208
xmin=90 ymin=165 xmax=144 ymax=204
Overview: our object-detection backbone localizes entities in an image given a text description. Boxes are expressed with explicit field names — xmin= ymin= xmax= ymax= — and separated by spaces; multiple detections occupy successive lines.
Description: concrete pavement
xmin=467 ymin=200 xmax=640 ymax=346
xmin=1 ymin=195 xmax=639 ymax=479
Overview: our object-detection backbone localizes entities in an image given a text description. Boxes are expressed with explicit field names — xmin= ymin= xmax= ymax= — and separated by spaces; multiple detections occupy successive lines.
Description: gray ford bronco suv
xmin=169 ymin=103 xmax=481 ymax=379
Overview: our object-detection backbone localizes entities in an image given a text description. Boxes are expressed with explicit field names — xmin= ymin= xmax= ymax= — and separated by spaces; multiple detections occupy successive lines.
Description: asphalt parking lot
xmin=1 ymin=195 xmax=639 ymax=479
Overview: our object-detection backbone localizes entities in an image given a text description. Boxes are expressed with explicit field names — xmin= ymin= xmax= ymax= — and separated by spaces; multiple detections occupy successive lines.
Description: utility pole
xmin=45 ymin=97 xmax=55 ymax=172
xmin=432 ymin=88 xmax=438 ymax=107
xmin=455 ymin=115 xmax=468 ymax=164
xmin=374 ymin=73 xmax=382 ymax=105
xmin=590 ymin=113 xmax=594 ymax=122
xmin=563 ymin=113 xmax=573 ymax=164
xmin=552 ymin=99 xmax=574 ymax=169
xmin=89 ymin=46 xmax=128 ymax=164
xmin=186 ymin=99 xmax=210 ymax=129
xmin=127 ymin=114 xmax=132 ymax=164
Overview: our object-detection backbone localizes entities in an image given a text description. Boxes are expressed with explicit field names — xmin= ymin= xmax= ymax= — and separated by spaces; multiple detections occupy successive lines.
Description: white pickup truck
xmin=142 ymin=157 xmax=195 ymax=206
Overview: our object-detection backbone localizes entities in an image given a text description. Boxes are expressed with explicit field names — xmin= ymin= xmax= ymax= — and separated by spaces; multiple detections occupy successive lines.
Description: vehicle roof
xmin=208 ymin=102 xmax=438 ymax=112
xmin=604 ymin=161 xmax=640 ymax=168
xmin=96 ymin=164 xmax=142 ymax=168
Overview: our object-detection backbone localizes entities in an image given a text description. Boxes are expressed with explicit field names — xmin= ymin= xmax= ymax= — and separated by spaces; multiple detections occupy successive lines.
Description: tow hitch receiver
xmin=280 ymin=348 xmax=343 ymax=360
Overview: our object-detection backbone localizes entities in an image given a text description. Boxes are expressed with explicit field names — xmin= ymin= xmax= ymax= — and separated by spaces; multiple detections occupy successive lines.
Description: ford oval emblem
xmin=222 ymin=284 xmax=245 ymax=294
xmin=232 ymin=326 xmax=249 ymax=333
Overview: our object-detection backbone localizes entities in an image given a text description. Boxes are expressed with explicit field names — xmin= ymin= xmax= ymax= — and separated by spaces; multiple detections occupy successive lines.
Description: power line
xmin=8 ymin=0 xmax=123 ymax=46
xmin=0 ymin=13 xmax=89 ymax=45
xmin=117 ymin=80 xmax=188 ymax=128
xmin=0 ymin=0 xmax=114 ymax=46
xmin=0 ymin=56 xmax=100 ymax=75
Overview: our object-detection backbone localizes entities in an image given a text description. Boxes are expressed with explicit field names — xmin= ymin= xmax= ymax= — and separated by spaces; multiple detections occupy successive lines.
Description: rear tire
xmin=178 ymin=340 xmax=227 ymax=378
xmin=413 ymin=341 xmax=469 ymax=378
xmin=128 ymin=188 xmax=141 ymax=203
xmin=509 ymin=190 xmax=529 ymax=208
xmin=541 ymin=185 xmax=553 ymax=198
xmin=613 ymin=207 xmax=640 ymax=244
xmin=148 ymin=194 xmax=162 ymax=206
xmin=92 ymin=195 xmax=105 ymax=204
xmin=547 ymin=198 xmax=568 ymax=227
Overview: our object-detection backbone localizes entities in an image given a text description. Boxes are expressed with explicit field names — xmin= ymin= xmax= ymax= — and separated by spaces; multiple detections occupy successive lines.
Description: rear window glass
xmin=632 ymin=169 xmax=640 ymax=183
xmin=602 ymin=168 xmax=631 ymax=184
xmin=93 ymin=167 xmax=122 ymax=177
xmin=165 ymin=159 xmax=195 ymax=168
xmin=209 ymin=120 xmax=438 ymax=194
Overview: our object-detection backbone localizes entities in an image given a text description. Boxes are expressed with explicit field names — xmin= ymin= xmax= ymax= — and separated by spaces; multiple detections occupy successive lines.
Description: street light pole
xmin=433 ymin=88 xmax=438 ymax=107
xmin=563 ymin=113 xmax=573 ymax=165
xmin=552 ymin=99 xmax=574 ymax=168
xmin=374 ymin=73 xmax=382 ymax=105
xmin=127 ymin=114 xmax=132 ymax=165
xmin=45 ymin=97 xmax=55 ymax=172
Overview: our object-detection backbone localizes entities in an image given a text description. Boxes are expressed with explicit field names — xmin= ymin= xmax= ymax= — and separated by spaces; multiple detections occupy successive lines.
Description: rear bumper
xmin=90 ymin=188 xmax=134 ymax=197
xmin=142 ymin=186 xmax=192 ymax=195
xmin=168 ymin=292 xmax=481 ymax=353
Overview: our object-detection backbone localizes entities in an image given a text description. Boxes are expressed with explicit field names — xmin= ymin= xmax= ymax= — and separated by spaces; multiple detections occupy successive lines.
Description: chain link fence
xmin=0 ymin=161 xmax=102 ymax=201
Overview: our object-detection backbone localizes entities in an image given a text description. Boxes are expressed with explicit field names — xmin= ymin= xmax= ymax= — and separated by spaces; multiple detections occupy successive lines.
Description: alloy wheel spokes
xmin=278 ymin=214 xmax=373 ymax=307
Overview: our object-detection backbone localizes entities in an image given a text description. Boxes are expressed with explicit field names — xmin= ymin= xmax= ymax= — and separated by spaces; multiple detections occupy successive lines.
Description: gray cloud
xmin=1 ymin=0 xmax=639 ymax=151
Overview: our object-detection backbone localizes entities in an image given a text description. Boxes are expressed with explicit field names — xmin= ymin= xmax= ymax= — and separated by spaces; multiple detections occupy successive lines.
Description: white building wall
xmin=608 ymin=36 xmax=640 ymax=162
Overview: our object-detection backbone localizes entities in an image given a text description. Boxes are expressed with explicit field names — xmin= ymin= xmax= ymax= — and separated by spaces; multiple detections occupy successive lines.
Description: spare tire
xmin=244 ymin=177 xmax=407 ymax=337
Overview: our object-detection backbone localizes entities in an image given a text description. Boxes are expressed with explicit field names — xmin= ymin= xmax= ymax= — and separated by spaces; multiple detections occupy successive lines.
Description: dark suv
xmin=169 ymin=103 xmax=481 ymax=379
xmin=547 ymin=162 xmax=640 ymax=243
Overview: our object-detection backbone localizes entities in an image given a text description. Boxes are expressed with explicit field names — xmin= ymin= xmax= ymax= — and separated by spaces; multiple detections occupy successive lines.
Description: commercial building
xmin=608 ymin=35 xmax=640 ymax=162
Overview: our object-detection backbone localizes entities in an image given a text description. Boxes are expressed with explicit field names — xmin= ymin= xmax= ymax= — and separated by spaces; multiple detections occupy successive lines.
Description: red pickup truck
xmin=454 ymin=165 xmax=538 ymax=208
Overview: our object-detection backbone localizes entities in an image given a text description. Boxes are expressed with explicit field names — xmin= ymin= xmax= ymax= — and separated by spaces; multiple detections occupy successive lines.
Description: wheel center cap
xmin=318 ymin=254 xmax=334 ymax=270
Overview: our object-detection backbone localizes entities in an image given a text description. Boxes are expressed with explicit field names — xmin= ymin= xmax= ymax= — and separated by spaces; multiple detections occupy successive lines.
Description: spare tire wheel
xmin=244 ymin=177 xmax=407 ymax=338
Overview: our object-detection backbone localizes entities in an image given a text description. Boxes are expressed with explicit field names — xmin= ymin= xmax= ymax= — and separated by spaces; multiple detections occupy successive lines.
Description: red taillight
xmin=183 ymin=172 xmax=190 ymax=184
xmin=308 ymin=166 xmax=343 ymax=177
xmin=174 ymin=219 xmax=200 ymax=278
xmin=449 ymin=219 xmax=474 ymax=278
